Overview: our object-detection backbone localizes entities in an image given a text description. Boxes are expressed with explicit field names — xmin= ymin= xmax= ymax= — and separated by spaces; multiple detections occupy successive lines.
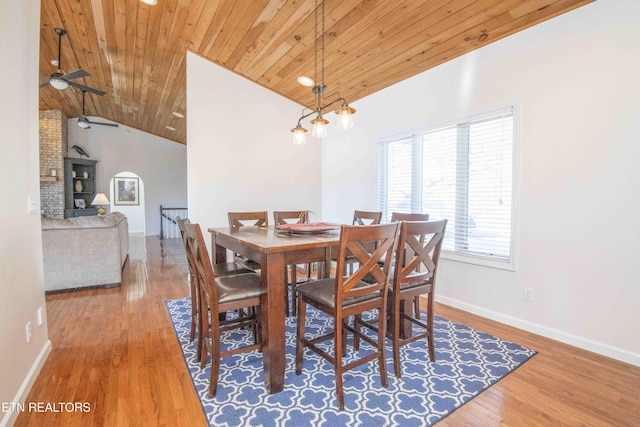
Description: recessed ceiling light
xmin=297 ymin=76 xmax=315 ymax=87
xmin=166 ymin=126 xmax=176 ymax=131
xmin=172 ymin=112 xmax=184 ymax=118
xmin=140 ymin=0 xmax=157 ymax=5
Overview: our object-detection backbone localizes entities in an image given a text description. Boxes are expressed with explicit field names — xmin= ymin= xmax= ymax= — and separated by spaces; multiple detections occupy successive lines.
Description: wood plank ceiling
xmin=39 ymin=0 xmax=594 ymax=145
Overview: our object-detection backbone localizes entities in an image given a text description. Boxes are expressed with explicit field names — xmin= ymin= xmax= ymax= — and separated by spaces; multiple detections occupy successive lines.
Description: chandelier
xmin=290 ymin=0 xmax=356 ymax=145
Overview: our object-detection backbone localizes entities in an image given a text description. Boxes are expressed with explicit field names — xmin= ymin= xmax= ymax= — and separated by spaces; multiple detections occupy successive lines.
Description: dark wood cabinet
xmin=64 ymin=157 xmax=98 ymax=218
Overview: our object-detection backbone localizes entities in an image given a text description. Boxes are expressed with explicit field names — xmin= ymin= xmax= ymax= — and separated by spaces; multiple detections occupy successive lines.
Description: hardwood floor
xmin=15 ymin=236 xmax=640 ymax=426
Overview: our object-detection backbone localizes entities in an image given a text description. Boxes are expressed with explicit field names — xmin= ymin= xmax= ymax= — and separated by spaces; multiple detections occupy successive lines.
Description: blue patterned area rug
xmin=165 ymin=298 xmax=535 ymax=426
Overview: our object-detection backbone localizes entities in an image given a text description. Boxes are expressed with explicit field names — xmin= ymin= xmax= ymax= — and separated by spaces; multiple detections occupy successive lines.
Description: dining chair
xmin=273 ymin=210 xmax=312 ymax=316
xmin=227 ymin=211 xmax=268 ymax=271
xmin=176 ymin=217 xmax=198 ymax=341
xmin=388 ymin=212 xmax=431 ymax=320
xmin=356 ymin=219 xmax=447 ymax=378
xmin=295 ymin=222 xmax=399 ymax=410
xmin=184 ymin=221 xmax=263 ymax=397
xmin=178 ymin=217 xmax=253 ymax=353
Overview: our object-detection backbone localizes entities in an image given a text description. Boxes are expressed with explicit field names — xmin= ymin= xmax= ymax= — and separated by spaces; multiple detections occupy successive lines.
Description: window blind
xmin=377 ymin=107 xmax=515 ymax=265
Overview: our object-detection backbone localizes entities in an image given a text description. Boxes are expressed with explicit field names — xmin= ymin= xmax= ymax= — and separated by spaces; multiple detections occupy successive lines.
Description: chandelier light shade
xmin=291 ymin=0 xmax=356 ymax=145
xmin=291 ymin=124 xmax=307 ymax=145
xmin=336 ymin=105 xmax=356 ymax=130
xmin=311 ymin=116 xmax=329 ymax=138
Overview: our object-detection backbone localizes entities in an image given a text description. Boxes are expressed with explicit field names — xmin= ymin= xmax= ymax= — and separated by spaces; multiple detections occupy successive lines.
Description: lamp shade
xmin=91 ymin=193 xmax=110 ymax=206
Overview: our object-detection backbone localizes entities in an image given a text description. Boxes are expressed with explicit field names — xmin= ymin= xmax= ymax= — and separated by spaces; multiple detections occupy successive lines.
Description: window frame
xmin=377 ymin=104 xmax=519 ymax=271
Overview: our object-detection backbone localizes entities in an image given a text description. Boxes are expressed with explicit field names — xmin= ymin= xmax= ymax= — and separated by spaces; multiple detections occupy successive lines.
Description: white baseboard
xmin=436 ymin=296 xmax=640 ymax=367
xmin=0 ymin=340 xmax=52 ymax=427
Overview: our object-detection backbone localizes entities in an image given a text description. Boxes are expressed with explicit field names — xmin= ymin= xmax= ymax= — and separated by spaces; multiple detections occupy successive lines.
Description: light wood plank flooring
xmin=15 ymin=236 xmax=640 ymax=426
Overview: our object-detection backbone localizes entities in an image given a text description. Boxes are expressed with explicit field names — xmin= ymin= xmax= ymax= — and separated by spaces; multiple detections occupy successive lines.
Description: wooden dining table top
xmin=207 ymin=224 xmax=342 ymax=253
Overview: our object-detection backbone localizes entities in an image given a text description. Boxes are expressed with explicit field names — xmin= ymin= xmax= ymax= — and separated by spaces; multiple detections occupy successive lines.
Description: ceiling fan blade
xmin=61 ymin=69 xmax=90 ymax=81
xmin=68 ymin=81 xmax=106 ymax=96
xmin=89 ymin=121 xmax=119 ymax=127
xmin=39 ymin=81 xmax=51 ymax=88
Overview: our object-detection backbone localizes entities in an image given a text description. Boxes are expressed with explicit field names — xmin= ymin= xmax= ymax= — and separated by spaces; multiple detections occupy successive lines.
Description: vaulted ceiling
xmin=39 ymin=0 xmax=593 ymax=145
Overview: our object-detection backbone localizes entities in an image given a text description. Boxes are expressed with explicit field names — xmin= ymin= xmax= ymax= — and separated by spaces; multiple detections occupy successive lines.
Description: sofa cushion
xmin=42 ymin=212 xmax=125 ymax=230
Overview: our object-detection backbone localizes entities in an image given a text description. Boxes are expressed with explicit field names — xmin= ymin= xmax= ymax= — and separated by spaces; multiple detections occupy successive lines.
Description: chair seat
xmin=393 ymin=277 xmax=432 ymax=292
xmin=234 ymin=255 xmax=261 ymax=271
xmin=213 ymin=261 xmax=254 ymax=277
xmin=216 ymin=272 xmax=263 ymax=304
xmin=296 ymin=278 xmax=380 ymax=308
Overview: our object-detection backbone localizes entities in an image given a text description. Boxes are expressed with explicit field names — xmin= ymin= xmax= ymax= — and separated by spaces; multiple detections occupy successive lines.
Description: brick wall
xmin=39 ymin=110 xmax=67 ymax=218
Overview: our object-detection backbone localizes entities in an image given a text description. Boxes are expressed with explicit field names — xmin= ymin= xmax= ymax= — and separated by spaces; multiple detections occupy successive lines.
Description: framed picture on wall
xmin=114 ymin=177 xmax=139 ymax=205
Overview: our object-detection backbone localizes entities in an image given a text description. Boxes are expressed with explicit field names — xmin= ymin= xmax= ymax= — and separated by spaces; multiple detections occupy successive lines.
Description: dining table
xmin=208 ymin=224 xmax=341 ymax=394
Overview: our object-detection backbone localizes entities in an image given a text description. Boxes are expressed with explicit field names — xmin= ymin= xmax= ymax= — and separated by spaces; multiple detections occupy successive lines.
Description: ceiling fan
xmin=77 ymin=90 xmax=118 ymax=129
xmin=39 ymin=28 xmax=105 ymax=96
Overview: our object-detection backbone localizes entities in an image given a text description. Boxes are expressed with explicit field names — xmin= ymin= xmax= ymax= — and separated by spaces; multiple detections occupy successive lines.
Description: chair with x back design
xmin=295 ymin=222 xmax=399 ymax=410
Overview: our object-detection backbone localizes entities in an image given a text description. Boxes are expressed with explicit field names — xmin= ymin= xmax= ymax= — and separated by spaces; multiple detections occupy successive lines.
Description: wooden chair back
xmin=228 ymin=211 xmax=268 ymax=228
xmin=390 ymin=212 xmax=430 ymax=222
xmin=182 ymin=219 xmax=204 ymax=345
xmin=180 ymin=218 xmax=198 ymax=278
xmin=392 ymin=219 xmax=447 ymax=290
xmin=176 ymin=216 xmax=187 ymax=240
xmin=273 ymin=210 xmax=309 ymax=225
xmin=334 ymin=222 xmax=399 ymax=310
xmin=184 ymin=222 xmax=219 ymax=314
xmin=352 ymin=210 xmax=382 ymax=225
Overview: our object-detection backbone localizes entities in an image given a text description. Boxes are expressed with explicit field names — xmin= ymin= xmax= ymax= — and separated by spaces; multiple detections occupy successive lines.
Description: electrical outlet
xmin=26 ymin=322 xmax=32 ymax=343
xmin=523 ymin=287 xmax=533 ymax=302
xmin=37 ymin=307 xmax=44 ymax=326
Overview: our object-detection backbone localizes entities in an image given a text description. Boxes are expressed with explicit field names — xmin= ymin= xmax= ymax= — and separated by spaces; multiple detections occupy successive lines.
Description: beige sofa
xmin=42 ymin=212 xmax=129 ymax=291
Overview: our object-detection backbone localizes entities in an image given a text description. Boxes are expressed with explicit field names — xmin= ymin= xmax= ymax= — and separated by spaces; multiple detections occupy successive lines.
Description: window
xmin=377 ymin=107 xmax=516 ymax=269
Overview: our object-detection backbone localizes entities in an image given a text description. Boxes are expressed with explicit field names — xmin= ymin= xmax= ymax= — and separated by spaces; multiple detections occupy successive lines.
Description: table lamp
xmin=91 ymin=193 xmax=110 ymax=215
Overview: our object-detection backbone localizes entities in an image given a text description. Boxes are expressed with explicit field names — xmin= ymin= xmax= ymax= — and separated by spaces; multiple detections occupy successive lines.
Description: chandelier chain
xmin=290 ymin=0 xmax=355 ymax=144
xmin=321 ymin=0 xmax=325 ymax=87
xmin=314 ymin=0 xmax=318 ymax=88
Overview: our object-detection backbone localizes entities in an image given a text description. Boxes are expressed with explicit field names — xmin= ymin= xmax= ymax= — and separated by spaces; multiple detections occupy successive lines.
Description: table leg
xmin=261 ymin=252 xmax=286 ymax=394
xmin=399 ymin=300 xmax=412 ymax=339
xmin=211 ymin=233 xmax=227 ymax=264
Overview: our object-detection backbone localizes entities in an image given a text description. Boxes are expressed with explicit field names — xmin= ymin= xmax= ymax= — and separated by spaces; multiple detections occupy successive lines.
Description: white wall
xmin=186 ymin=52 xmax=322 ymax=235
xmin=0 ymin=2 xmax=52 ymax=426
xmin=68 ymin=120 xmax=187 ymax=235
xmin=322 ymin=0 xmax=640 ymax=365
